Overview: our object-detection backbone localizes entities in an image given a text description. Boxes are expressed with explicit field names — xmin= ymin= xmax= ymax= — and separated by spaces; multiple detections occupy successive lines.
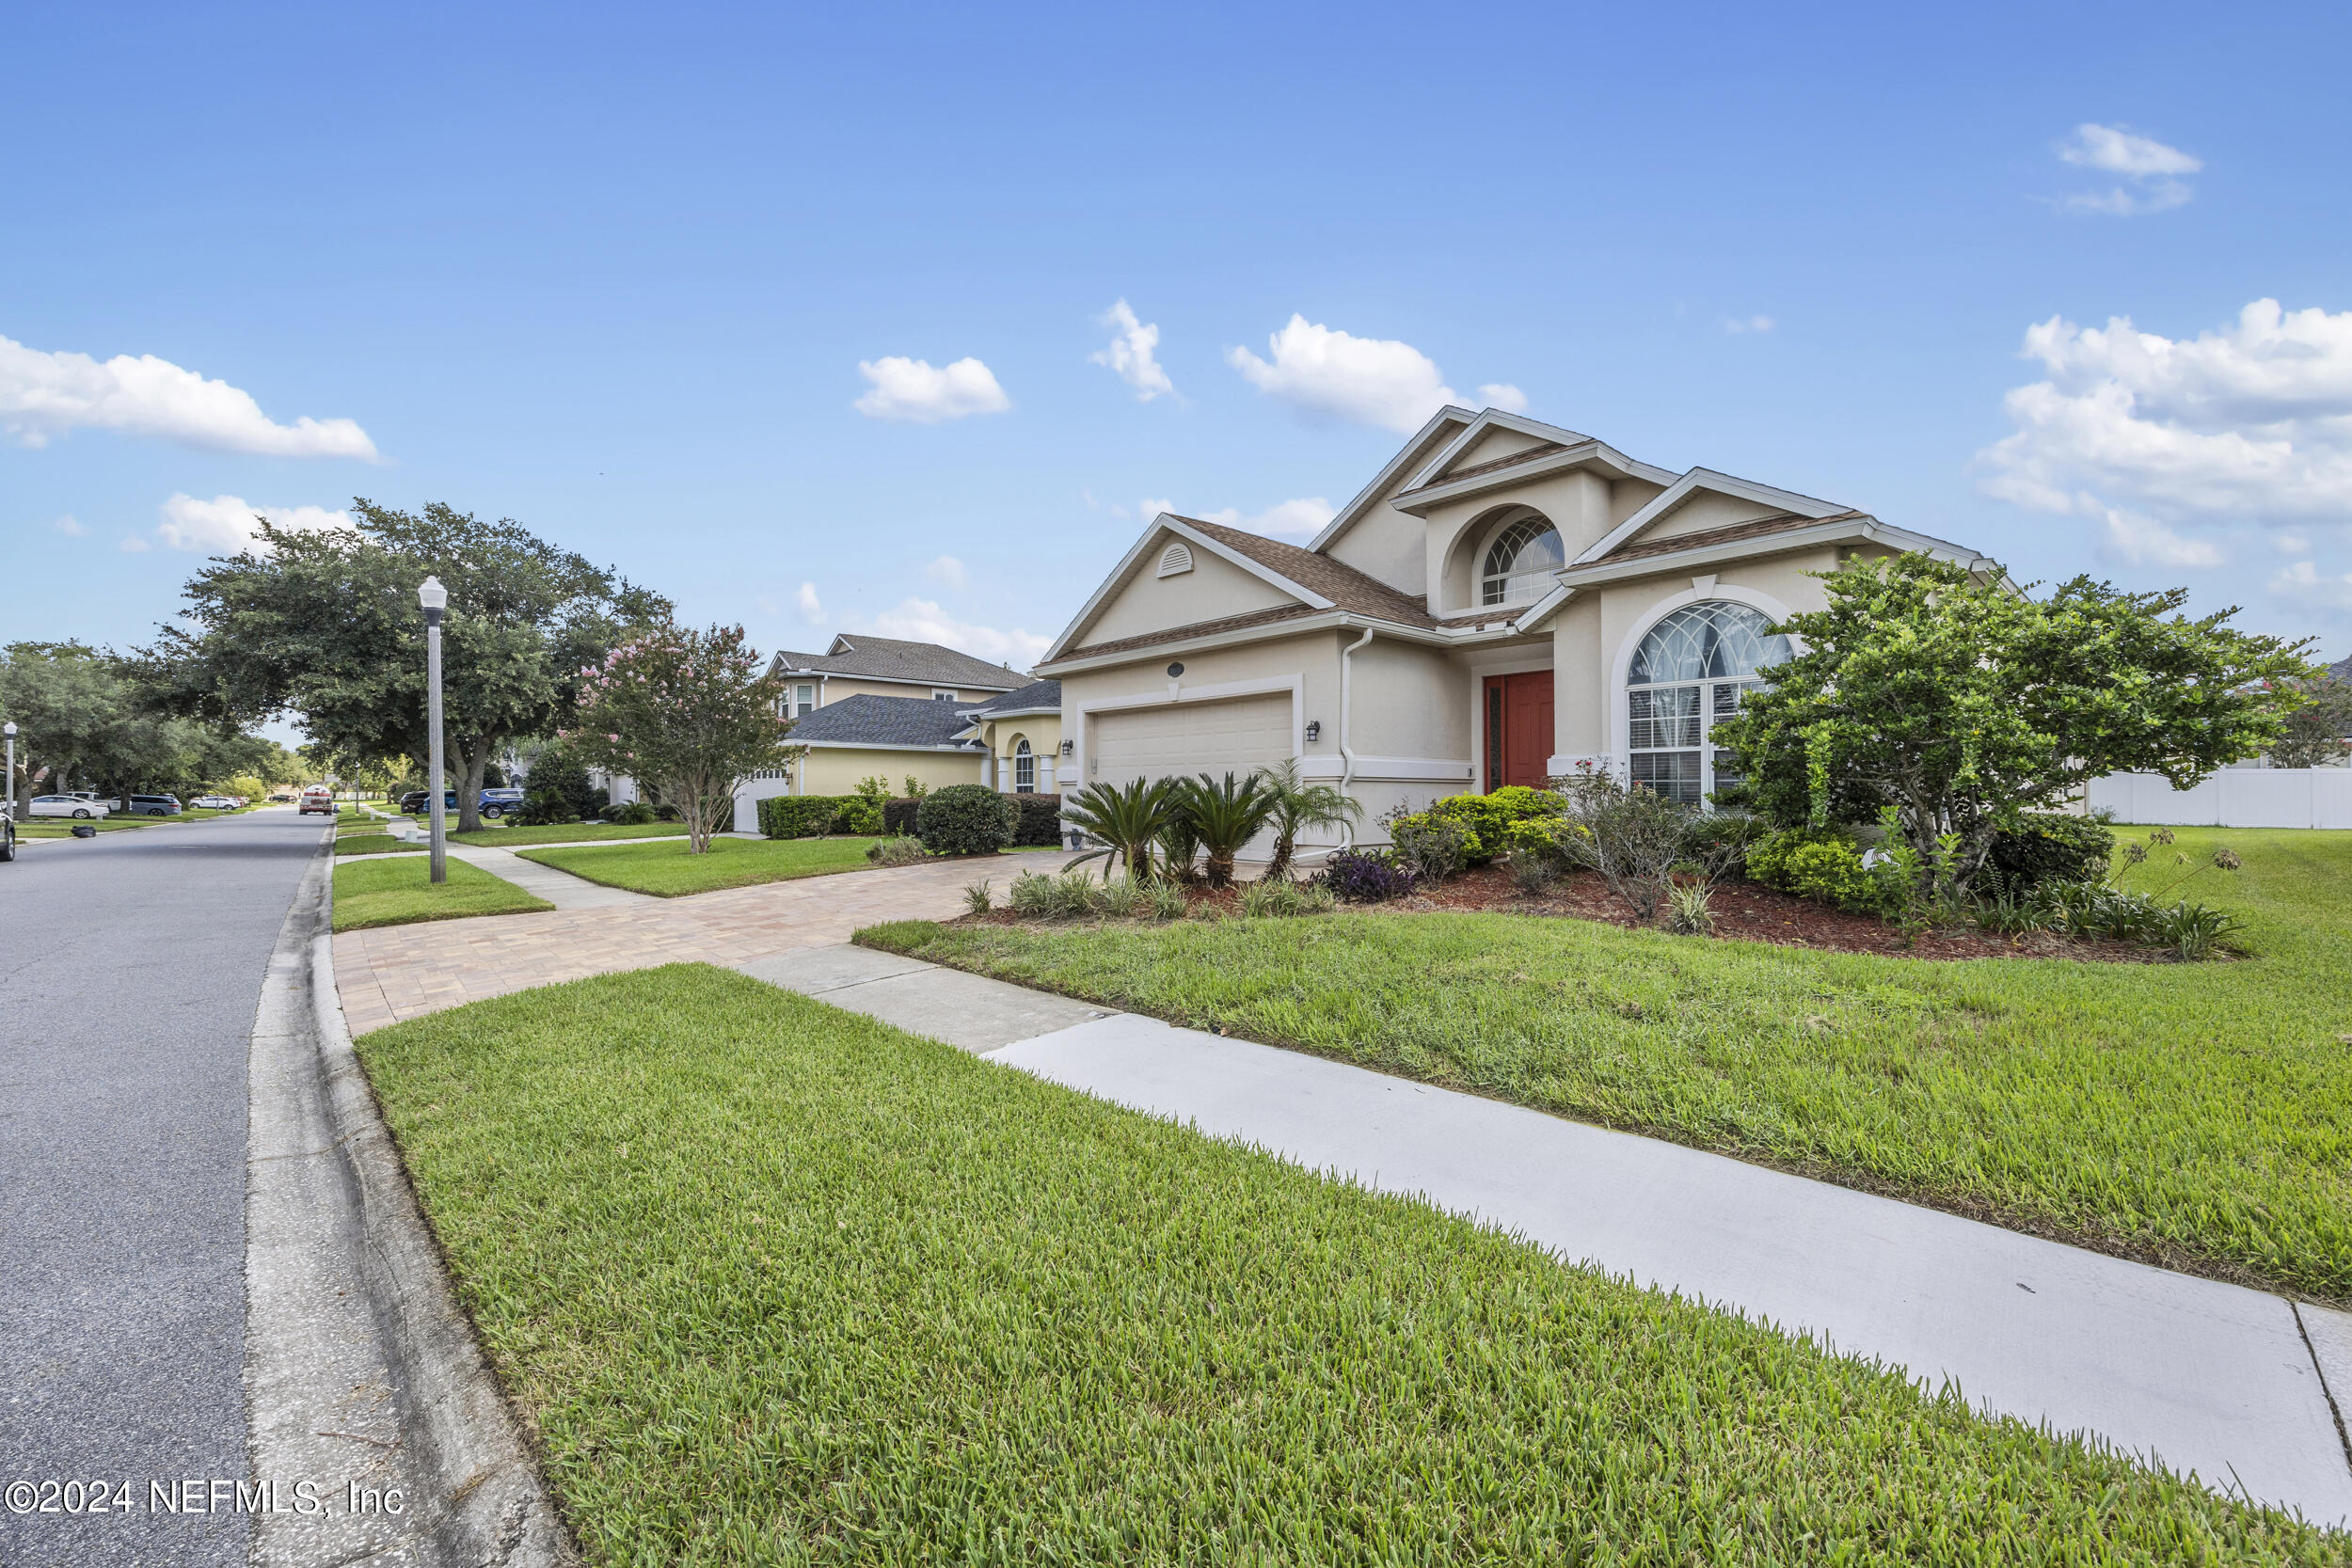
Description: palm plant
xmin=1177 ymin=770 xmax=1277 ymax=888
xmin=1060 ymin=777 xmax=1174 ymax=880
xmin=1250 ymin=759 xmax=1362 ymax=882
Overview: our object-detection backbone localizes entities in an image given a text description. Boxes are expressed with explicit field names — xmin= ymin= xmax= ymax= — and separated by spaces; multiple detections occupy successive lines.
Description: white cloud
xmin=1141 ymin=496 xmax=1336 ymax=540
xmin=1975 ymin=300 xmax=2352 ymax=574
xmin=118 ymin=536 xmax=150 ymax=554
xmin=2270 ymin=559 xmax=2352 ymax=615
xmin=153 ymin=493 xmax=352 ymax=552
xmin=2097 ymin=506 xmax=2225 ymax=569
xmin=51 ymin=514 xmax=84 ymax=536
xmin=858 ymin=598 xmax=1049 ymax=669
xmin=1722 ymin=315 xmax=1775 ymax=335
xmin=1476 ymin=382 xmax=1529 ymax=413
xmin=1228 ymin=315 xmax=1459 ymax=434
xmin=1090 ymin=299 xmax=1174 ymax=401
xmin=924 ymin=554 xmax=967 ymax=591
xmin=795 ymin=581 xmax=825 ymax=625
xmin=0 ymin=333 xmax=378 ymax=458
xmin=2276 ymin=534 xmax=2314 ymax=556
xmin=852 ymin=356 xmax=1010 ymax=422
xmin=2053 ymin=123 xmax=2201 ymax=215
xmin=1139 ymin=496 xmax=1174 ymax=522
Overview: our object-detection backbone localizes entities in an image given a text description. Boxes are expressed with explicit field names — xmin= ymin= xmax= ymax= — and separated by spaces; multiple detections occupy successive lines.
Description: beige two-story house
xmin=1036 ymin=406 xmax=1988 ymax=849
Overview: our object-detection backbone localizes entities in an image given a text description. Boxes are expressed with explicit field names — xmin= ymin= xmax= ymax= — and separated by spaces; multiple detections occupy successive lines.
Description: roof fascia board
xmin=1039 ymin=610 xmax=1467 ymax=677
xmin=1039 ymin=520 xmax=1190 ymax=664
xmin=1572 ymin=467 xmax=1851 ymax=566
xmin=802 ymin=670 xmax=1019 ymax=692
xmin=1389 ymin=441 xmax=1679 ymax=515
xmin=1304 ymin=404 xmax=1477 ymax=553
xmin=1556 ymin=518 xmax=1983 ymax=588
xmin=1405 ymin=408 xmax=1597 ymax=490
xmin=1511 ymin=583 xmax=1578 ymax=635
xmin=796 ymin=739 xmax=980 ymax=752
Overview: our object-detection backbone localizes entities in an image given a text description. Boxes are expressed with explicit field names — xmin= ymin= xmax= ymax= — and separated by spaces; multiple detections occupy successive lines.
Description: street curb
xmin=310 ymin=854 xmax=579 ymax=1566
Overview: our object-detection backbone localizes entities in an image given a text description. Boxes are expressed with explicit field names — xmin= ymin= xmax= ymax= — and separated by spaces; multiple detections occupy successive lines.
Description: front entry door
xmin=1484 ymin=671 xmax=1554 ymax=791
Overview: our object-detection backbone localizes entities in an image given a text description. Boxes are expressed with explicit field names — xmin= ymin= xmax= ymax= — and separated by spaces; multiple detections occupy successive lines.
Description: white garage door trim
xmin=1076 ymin=674 xmax=1302 ymax=787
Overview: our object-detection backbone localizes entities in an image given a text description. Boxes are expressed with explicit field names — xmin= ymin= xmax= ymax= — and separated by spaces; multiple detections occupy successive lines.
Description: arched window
xmin=1625 ymin=601 xmax=1789 ymax=805
xmin=1480 ymin=515 xmax=1565 ymax=605
xmin=1012 ymin=736 xmax=1036 ymax=794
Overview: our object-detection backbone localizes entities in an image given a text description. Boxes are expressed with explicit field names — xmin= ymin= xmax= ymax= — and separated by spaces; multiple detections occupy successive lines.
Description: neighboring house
xmin=1035 ymin=405 xmax=1988 ymax=852
xmin=956 ymin=680 xmax=1062 ymax=795
xmin=771 ymin=634 xmax=1025 ymax=719
xmin=730 ymin=636 xmax=1032 ymax=830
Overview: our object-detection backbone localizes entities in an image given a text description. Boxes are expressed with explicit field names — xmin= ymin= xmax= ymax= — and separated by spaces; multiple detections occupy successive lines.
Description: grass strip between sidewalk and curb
xmin=855 ymin=825 xmax=2352 ymax=1307
xmin=332 ymin=854 xmax=555 ymax=931
xmin=516 ymin=834 xmax=886 ymax=896
xmin=334 ymin=832 xmax=426 ymax=857
xmin=353 ymin=962 xmax=2342 ymax=1564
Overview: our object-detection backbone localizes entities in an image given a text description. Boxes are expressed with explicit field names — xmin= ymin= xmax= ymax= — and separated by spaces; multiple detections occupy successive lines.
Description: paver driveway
xmin=332 ymin=851 xmax=1074 ymax=1034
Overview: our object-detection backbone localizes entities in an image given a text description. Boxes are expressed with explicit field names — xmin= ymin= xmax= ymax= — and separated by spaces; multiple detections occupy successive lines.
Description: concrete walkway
xmin=441 ymin=842 xmax=647 ymax=910
xmin=759 ymin=942 xmax=2352 ymax=1526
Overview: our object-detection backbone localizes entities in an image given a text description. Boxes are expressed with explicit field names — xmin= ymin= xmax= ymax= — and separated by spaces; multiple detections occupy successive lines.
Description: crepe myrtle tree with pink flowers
xmin=564 ymin=621 xmax=799 ymax=853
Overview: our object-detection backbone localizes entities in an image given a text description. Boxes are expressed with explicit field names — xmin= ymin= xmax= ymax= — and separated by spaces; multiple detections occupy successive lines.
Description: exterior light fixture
xmin=1059 ymin=739 xmax=1074 ymax=755
xmin=1304 ymin=721 xmax=1321 ymax=743
xmin=419 ymin=577 xmax=450 ymax=883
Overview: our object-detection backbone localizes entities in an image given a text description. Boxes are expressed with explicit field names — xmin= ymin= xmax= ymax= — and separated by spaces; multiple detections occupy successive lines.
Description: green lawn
xmin=860 ymin=826 xmax=2352 ymax=1306
xmin=518 ymin=834 xmax=886 ymax=896
xmin=18 ymin=816 xmax=151 ymax=836
xmin=351 ymin=964 xmax=2334 ymax=1565
xmin=334 ymin=832 xmax=425 ymax=857
xmin=453 ymin=819 xmax=692 ymax=847
xmin=331 ymin=854 xmax=554 ymax=931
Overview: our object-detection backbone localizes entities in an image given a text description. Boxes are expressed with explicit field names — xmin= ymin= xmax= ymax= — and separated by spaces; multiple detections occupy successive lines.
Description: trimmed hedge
xmin=882 ymin=799 xmax=923 ymax=837
xmin=917 ymin=784 xmax=1017 ymax=856
xmin=757 ymin=795 xmax=849 ymax=839
xmin=1010 ymin=792 xmax=1064 ymax=847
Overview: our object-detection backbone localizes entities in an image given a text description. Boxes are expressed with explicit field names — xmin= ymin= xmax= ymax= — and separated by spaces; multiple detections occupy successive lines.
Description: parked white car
xmin=193 ymin=795 xmax=239 ymax=810
xmin=30 ymin=795 xmax=109 ymax=818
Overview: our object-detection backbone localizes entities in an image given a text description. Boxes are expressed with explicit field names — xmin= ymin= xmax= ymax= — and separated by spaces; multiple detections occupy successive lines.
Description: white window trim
xmin=1479 ymin=514 xmax=1564 ymax=610
xmin=1573 ymin=583 xmax=1803 ymax=783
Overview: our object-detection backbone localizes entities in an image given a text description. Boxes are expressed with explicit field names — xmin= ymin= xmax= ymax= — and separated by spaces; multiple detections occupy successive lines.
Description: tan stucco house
xmin=730 ymin=635 xmax=1030 ymax=829
xmin=1035 ymin=406 xmax=1988 ymax=849
xmin=956 ymin=680 xmax=1062 ymax=795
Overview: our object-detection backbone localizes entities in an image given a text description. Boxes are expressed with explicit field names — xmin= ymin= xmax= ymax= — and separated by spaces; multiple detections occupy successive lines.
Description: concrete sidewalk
xmin=441 ymin=842 xmax=647 ymax=910
xmin=758 ymin=942 xmax=2352 ymax=1526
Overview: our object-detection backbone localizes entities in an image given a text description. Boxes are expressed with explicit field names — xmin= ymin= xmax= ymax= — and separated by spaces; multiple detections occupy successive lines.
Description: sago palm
xmin=1060 ymin=777 xmax=1175 ymax=880
xmin=1251 ymin=759 xmax=1362 ymax=882
xmin=1177 ymin=770 xmax=1278 ymax=888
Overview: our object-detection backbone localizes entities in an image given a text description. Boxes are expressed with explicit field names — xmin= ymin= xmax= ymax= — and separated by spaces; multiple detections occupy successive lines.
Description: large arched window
xmin=1625 ymin=601 xmax=1789 ymax=804
xmin=1480 ymin=515 xmax=1565 ymax=606
xmin=1012 ymin=736 xmax=1036 ymax=794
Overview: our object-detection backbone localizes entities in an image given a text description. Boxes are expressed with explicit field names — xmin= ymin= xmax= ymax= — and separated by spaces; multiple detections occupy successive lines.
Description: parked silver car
xmin=30 ymin=795 xmax=109 ymax=818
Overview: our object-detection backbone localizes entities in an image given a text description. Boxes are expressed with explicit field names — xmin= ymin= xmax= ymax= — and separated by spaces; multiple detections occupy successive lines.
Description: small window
xmin=1481 ymin=515 xmax=1565 ymax=606
xmin=794 ymin=684 xmax=815 ymax=717
xmin=933 ymin=689 xmax=958 ymax=702
xmin=1157 ymin=542 xmax=1194 ymax=578
xmin=1013 ymin=736 xmax=1036 ymax=793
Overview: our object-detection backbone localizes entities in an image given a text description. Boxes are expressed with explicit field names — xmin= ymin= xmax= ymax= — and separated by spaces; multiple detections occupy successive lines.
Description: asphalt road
xmin=1 ymin=807 xmax=323 ymax=1567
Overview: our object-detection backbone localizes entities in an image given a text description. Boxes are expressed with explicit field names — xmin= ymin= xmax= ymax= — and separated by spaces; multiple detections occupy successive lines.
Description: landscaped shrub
xmin=1745 ymin=828 xmax=1885 ymax=915
xmin=1552 ymin=770 xmax=1694 ymax=923
xmin=1424 ymin=786 xmax=1564 ymax=866
xmin=839 ymin=798 xmax=884 ymax=835
xmin=1009 ymin=868 xmax=1094 ymax=919
xmin=882 ymin=799 xmax=923 ymax=837
xmin=1009 ymin=792 xmax=1064 ymax=847
xmin=1092 ymin=874 xmax=1144 ymax=918
xmin=1985 ymin=813 xmax=2115 ymax=893
xmin=1318 ymin=847 xmax=1415 ymax=902
xmin=514 ymin=745 xmax=601 ymax=826
xmin=609 ymin=800 xmax=658 ymax=826
xmin=757 ymin=795 xmax=847 ymax=839
xmin=918 ymin=784 xmax=1017 ymax=856
xmin=866 ymin=836 xmax=927 ymax=866
xmin=1382 ymin=808 xmax=1471 ymax=883
xmin=1680 ymin=812 xmax=1770 ymax=874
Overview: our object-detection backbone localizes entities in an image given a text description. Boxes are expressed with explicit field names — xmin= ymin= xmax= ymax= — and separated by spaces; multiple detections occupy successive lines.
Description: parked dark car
xmin=401 ymin=787 xmax=526 ymax=817
xmin=480 ymin=787 xmax=526 ymax=818
xmin=126 ymin=794 xmax=182 ymax=817
xmin=397 ymin=790 xmax=432 ymax=815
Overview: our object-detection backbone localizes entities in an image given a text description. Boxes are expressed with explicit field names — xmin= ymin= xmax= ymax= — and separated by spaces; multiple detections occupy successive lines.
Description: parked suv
xmin=480 ymin=786 xmax=526 ymax=818
xmin=298 ymin=786 xmax=337 ymax=816
xmin=125 ymin=794 xmax=182 ymax=817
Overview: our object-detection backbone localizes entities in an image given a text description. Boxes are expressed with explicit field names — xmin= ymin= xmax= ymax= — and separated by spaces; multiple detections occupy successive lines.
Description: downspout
xmin=1336 ymin=626 xmax=1375 ymax=851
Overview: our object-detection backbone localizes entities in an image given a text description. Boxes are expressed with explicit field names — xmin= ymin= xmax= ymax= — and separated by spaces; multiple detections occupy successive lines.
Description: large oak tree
xmin=146 ymin=500 xmax=666 ymax=832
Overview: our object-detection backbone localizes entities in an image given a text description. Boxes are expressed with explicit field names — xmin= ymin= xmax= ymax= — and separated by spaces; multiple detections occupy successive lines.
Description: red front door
xmin=1484 ymin=671 xmax=1554 ymax=791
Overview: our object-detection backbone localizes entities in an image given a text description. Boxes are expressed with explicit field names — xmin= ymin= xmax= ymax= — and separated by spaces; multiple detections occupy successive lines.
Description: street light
xmin=419 ymin=576 xmax=449 ymax=885
xmin=3 ymin=721 xmax=16 ymax=830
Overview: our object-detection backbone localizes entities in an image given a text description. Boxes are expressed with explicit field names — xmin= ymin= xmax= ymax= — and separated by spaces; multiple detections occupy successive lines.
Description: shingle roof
xmin=1171 ymin=516 xmax=1438 ymax=628
xmin=770 ymin=635 xmax=1025 ymax=689
xmin=787 ymin=693 xmax=978 ymax=748
xmin=1062 ymin=605 xmax=1327 ymax=661
xmin=962 ymin=679 xmax=1059 ymax=716
xmin=1595 ymin=511 xmax=1866 ymax=564
xmin=1394 ymin=440 xmax=1573 ymax=496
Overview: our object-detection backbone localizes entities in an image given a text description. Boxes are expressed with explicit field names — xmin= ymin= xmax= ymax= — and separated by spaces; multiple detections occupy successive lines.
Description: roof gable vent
xmin=1156 ymin=542 xmax=1194 ymax=578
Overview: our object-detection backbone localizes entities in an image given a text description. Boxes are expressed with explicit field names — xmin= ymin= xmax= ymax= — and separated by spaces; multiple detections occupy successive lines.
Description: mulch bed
xmin=1389 ymin=864 xmax=2172 ymax=963
xmin=965 ymin=863 xmax=2177 ymax=963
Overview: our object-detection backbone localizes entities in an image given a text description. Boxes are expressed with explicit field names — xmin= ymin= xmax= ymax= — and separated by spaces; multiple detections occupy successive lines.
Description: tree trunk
xmin=1262 ymin=832 xmax=1295 ymax=884
xmin=453 ymin=740 xmax=490 ymax=833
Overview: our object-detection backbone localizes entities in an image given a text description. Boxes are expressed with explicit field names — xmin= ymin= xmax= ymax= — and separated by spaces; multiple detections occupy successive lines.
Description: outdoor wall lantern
xmin=1059 ymin=739 xmax=1074 ymax=755
xmin=1303 ymin=721 xmax=1321 ymax=743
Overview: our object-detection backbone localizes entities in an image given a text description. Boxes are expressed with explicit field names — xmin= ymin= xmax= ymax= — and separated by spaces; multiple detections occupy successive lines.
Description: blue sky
xmin=9 ymin=0 xmax=2352 ymax=700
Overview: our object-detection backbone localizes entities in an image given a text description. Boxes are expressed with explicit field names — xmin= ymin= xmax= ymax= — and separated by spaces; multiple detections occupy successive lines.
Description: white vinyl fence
xmin=2086 ymin=768 xmax=2352 ymax=830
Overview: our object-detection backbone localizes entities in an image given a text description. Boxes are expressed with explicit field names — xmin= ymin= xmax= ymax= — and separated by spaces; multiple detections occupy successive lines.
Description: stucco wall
xmin=1080 ymin=541 xmax=1295 ymax=646
xmin=1549 ymin=593 xmax=1607 ymax=756
xmin=1422 ymin=469 xmax=1614 ymax=613
xmin=796 ymin=747 xmax=983 ymax=797
xmin=1638 ymin=488 xmax=1797 ymax=545
xmin=1322 ymin=498 xmax=1426 ymax=597
xmin=1057 ymin=630 xmax=1343 ymax=789
xmin=1348 ymin=636 xmax=1470 ymax=762
xmin=974 ymin=714 xmax=1063 ymax=793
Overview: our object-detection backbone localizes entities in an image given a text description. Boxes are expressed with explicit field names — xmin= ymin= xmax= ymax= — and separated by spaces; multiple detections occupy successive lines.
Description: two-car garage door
xmin=1088 ymin=694 xmax=1294 ymax=789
